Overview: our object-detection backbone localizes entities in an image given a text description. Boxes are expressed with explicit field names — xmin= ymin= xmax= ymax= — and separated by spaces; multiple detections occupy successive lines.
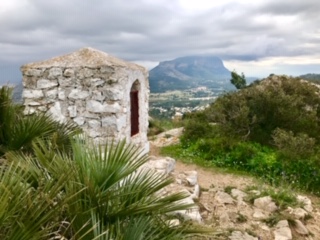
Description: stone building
xmin=21 ymin=47 xmax=149 ymax=151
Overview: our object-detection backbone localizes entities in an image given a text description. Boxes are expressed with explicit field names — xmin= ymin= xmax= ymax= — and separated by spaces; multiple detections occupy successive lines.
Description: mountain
xmin=0 ymin=81 xmax=23 ymax=103
xmin=12 ymin=82 xmax=23 ymax=103
xmin=299 ymin=73 xmax=320 ymax=83
xmin=149 ymin=56 xmax=232 ymax=92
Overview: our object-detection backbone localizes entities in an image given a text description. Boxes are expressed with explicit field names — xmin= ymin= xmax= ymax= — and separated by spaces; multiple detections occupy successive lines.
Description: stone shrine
xmin=21 ymin=47 xmax=149 ymax=151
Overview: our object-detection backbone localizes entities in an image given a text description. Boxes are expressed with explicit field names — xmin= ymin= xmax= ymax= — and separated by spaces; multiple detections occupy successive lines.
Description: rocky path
xmin=148 ymin=129 xmax=320 ymax=240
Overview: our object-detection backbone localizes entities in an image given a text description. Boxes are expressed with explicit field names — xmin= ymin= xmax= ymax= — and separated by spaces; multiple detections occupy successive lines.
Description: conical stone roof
xmin=21 ymin=47 xmax=145 ymax=70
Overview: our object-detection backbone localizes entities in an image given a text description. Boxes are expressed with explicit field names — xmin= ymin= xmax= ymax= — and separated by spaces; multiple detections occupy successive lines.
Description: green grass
xmin=161 ymin=143 xmax=266 ymax=177
xmin=224 ymin=186 xmax=235 ymax=195
xmin=148 ymin=118 xmax=182 ymax=137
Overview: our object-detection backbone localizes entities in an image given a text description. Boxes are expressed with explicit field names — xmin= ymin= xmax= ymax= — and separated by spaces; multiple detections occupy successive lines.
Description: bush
xmin=181 ymin=111 xmax=216 ymax=145
xmin=148 ymin=117 xmax=181 ymax=137
xmin=209 ymin=76 xmax=320 ymax=145
xmin=272 ymin=128 xmax=316 ymax=160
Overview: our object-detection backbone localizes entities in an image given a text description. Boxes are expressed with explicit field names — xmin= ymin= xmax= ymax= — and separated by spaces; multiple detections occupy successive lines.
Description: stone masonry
xmin=21 ymin=47 xmax=149 ymax=151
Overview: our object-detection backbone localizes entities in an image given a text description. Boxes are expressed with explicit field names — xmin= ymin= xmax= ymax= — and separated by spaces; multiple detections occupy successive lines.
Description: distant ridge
xmin=299 ymin=73 xmax=320 ymax=82
xmin=149 ymin=56 xmax=232 ymax=92
xmin=0 ymin=82 xmax=23 ymax=103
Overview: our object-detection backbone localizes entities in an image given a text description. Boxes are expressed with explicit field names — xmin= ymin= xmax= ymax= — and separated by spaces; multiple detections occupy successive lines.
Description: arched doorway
xmin=130 ymin=80 xmax=140 ymax=136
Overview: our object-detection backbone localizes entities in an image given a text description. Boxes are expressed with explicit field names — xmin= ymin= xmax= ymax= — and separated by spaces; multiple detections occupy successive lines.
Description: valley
xmin=149 ymin=86 xmax=228 ymax=119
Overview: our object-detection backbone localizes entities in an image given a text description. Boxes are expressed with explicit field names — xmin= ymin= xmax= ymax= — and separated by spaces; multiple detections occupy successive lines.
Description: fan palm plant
xmin=3 ymin=138 xmax=209 ymax=239
xmin=65 ymin=139 xmax=198 ymax=239
xmin=0 ymin=149 xmax=74 ymax=239
xmin=0 ymin=86 xmax=80 ymax=157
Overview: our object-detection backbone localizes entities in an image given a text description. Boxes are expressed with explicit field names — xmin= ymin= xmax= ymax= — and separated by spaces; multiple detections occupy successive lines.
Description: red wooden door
xmin=130 ymin=91 xmax=139 ymax=136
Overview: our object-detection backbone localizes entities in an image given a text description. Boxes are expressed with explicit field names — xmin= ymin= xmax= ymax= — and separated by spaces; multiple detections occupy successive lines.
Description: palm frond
xmin=0 ymin=156 xmax=73 ymax=240
xmin=0 ymin=85 xmax=81 ymax=156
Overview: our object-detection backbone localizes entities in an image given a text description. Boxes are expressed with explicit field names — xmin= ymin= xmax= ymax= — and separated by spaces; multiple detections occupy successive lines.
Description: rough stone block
xmin=25 ymin=68 xmax=42 ymax=77
xmin=37 ymin=79 xmax=58 ymax=89
xmin=23 ymin=76 xmax=38 ymax=88
xmin=58 ymin=90 xmax=66 ymax=100
xmin=184 ymin=171 xmax=198 ymax=186
xmin=273 ymin=220 xmax=292 ymax=240
xmin=86 ymin=100 xmax=121 ymax=113
xmin=46 ymin=89 xmax=58 ymax=99
xmin=73 ymin=116 xmax=85 ymax=126
xmin=87 ymin=129 xmax=102 ymax=138
xmin=116 ymin=115 xmax=127 ymax=131
xmin=105 ymin=89 xmax=122 ymax=100
xmin=100 ymin=66 xmax=114 ymax=74
xmin=101 ymin=115 xmax=117 ymax=127
xmin=215 ymin=191 xmax=235 ymax=204
xmin=48 ymin=102 xmax=65 ymax=123
xmin=23 ymin=106 xmax=36 ymax=115
xmin=92 ymin=91 xmax=105 ymax=101
xmin=68 ymin=106 xmax=77 ymax=118
xmin=88 ymin=119 xmax=101 ymax=129
xmin=23 ymin=89 xmax=44 ymax=99
xmin=297 ymin=195 xmax=313 ymax=212
xmin=77 ymin=68 xmax=93 ymax=79
xmin=254 ymin=196 xmax=278 ymax=212
xmin=58 ymin=77 xmax=74 ymax=87
xmin=63 ymin=68 xmax=75 ymax=77
xmin=86 ymin=100 xmax=105 ymax=113
xmin=48 ymin=67 xmax=62 ymax=79
xmin=91 ymin=78 xmax=105 ymax=87
xmin=68 ymin=89 xmax=90 ymax=100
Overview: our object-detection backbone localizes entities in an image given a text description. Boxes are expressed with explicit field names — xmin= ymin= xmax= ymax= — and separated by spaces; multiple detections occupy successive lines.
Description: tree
xmin=230 ymin=70 xmax=246 ymax=89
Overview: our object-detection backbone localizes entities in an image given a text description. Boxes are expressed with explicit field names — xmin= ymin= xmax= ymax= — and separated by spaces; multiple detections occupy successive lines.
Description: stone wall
xmin=21 ymin=48 xmax=149 ymax=150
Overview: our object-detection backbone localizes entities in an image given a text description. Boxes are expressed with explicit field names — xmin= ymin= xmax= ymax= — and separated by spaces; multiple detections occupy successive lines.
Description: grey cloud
xmin=1 ymin=0 xmax=320 ymax=84
xmin=258 ymin=0 xmax=320 ymax=16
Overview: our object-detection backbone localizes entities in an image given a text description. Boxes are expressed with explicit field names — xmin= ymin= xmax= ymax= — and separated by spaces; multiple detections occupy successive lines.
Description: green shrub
xmin=209 ymin=76 xmax=320 ymax=145
xmin=272 ymin=128 xmax=316 ymax=160
xmin=181 ymin=112 xmax=216 ymax=145
xmin=148 ymin=117 xmax=181 ymax=137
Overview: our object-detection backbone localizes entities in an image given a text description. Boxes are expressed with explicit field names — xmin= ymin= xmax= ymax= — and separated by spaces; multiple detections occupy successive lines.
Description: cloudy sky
xmin=1 ymin=0 xmax=320 ymax=84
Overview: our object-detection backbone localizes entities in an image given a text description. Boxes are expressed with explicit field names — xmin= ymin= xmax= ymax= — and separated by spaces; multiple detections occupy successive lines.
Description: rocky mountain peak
xmin=149 ymin=55 xmax=231 ymax=92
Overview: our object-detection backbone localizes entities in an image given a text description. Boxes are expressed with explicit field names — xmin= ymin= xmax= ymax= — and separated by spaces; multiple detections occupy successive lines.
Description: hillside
xmin=149 ymin=56 xmax=232 ymax=92
xmin=12 ymin=82 xmax=23 ymax=103
xmin=299 ymin=73 xmax=320 ymax=83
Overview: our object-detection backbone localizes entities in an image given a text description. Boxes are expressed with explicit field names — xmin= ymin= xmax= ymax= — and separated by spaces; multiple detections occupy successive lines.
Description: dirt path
xmin=175 ymin=160 xmax=257 ymax=190
xmin=149 ymin=140 xmax=320 ymax=240
xmin=150 ymin=142 xmax=256 ymax=190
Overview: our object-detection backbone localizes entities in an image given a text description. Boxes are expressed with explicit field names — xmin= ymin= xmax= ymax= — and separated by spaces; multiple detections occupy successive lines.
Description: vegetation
xmin=0 ymin=86 xmax=80 ymax=157
xmin=163 ymin=75 xmax=320 ymax=195
xmin=0 ymin=86 xmax=208 ymax=239
xmin=230 ymin=70 xmax=246 ymax=89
